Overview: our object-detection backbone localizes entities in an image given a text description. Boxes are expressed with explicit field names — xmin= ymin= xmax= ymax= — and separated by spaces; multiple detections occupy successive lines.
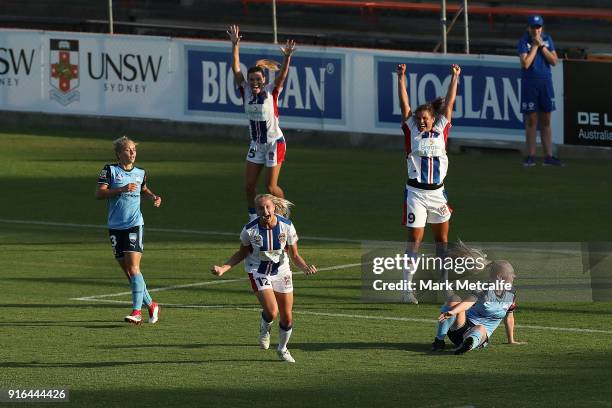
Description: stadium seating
xmin=1 ymin=0 xmax=610 ymax=56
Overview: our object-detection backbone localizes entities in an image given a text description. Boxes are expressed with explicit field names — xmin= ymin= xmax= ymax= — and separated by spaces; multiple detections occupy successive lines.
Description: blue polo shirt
xmin=517 ymin=31 xmax=555 ymax=80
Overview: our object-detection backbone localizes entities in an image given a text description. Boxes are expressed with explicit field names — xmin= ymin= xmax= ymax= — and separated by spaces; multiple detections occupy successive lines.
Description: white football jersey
xmin=240 ymin=81 xmax=284 ymax=144
xmin=240 ymin=215 xmax=298 ymax=275
xmin=401 ymin=115 xmax=451 ymax=185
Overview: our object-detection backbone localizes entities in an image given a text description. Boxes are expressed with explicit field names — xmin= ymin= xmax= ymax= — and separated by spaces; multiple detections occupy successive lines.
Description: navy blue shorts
xmin=108 ymin=225 xmax=143 ymax=259
xmin=521 ymin=77 xmax=556 ymax=113
xmin=448 ymin=320 xmax=489 ymax=348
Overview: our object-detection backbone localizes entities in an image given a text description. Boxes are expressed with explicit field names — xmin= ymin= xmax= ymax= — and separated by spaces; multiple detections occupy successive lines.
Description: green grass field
xmin=1 ymin=130 xmax=611 ymax=408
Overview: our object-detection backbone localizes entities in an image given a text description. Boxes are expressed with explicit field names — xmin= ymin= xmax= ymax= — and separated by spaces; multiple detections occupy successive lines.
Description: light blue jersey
xmin=466 ymin=288 xmax=516 ymax=338
xmin=97 ymin=163 xmax=146 ymax=229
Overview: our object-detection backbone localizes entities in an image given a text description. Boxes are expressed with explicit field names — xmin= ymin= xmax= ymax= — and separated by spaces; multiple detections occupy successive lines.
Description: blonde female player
xmin=211 ymin=194 xmax=317 ymax=363
xmin=433 ymin=256 xmax=526 ymax=354
xmin=396 ymin=63 xmax=461 ymax=304
xmin=95 ymin=136 xmax=162 ymax=325
xmin=227 ymin=25 xmax=296 ymax=221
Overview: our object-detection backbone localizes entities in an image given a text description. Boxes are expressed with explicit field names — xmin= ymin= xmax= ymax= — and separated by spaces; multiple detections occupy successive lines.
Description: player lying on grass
xmin=211 ymin=194 xmax=317 ymax=363
xmin=432 ymin=255 xmax=526 ymax=354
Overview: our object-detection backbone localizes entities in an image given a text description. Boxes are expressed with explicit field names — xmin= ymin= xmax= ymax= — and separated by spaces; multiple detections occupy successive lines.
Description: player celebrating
xmin=96 ymin=136 xmax=162 ymax=325
xmin=396 ymin=63 xmax=461 ymax=304
xmin=227 ymin=24 xmax=296 ymax=221
xmin=432 ymin=258 xmax=526 ymax=354
xmin=211 ymin=194 xmax=317 ymax=363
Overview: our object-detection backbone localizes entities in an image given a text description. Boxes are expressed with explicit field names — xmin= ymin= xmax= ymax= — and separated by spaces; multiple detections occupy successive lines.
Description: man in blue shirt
xmin=518 ymin=15 xmax=562 ymax=166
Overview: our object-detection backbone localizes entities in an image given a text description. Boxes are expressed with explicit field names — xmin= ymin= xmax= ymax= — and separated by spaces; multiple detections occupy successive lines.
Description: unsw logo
xmin=50 ymin=39 xmax=80 ymax=106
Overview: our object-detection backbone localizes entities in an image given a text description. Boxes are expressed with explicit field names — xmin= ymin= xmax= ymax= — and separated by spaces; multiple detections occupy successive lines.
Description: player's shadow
xmin=0 ymin=359 xmax=279 ymax=368
xmin=0 ymin=320 xmax=127 ymax=329
xmin=288 ymin=342 xmax=431 ymax=353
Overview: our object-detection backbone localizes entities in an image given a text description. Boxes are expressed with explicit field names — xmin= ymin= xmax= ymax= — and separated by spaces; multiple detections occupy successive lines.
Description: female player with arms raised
xmin=228 ymin=25 xmax=296 ymax=221
xmin=396 ymin=63 xmax=460 ymax=304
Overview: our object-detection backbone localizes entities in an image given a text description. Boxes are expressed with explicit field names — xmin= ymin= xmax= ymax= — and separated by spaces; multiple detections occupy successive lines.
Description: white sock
xmin=260 ymin=315 xmax=273 ymax=334
xmin=278 ymin=325 xmax=293 ymax=351
xmin=403 ymin=259 xmax=416 ymax=294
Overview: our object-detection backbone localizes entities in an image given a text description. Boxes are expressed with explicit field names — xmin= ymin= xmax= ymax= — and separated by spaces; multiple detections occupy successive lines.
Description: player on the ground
xmin=396 ymin=63 xmax=461 ymax=304
xmin=96 ymin=136 xmax=162 ymax=325
xmin=211 ymin=194 xmax=317 ymax=363
xmin=432 ymin=257 xmax=526 ymax=354
xmin=227 ymin=24 xmax=296 ymax=221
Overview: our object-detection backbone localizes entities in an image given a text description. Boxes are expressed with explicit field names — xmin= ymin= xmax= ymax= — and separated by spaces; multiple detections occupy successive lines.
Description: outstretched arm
xmin=397 ymin=64 xmax=411 ymax=123
xmin=438 ymin=296 xmax=476 ymax=321
xmin=227 ymin=24 xmax=245 ymax=86
xmin=211 ymin=244 xmax=251 ymax=277
xmin=443 ymin=64 xmax=461 ymax=122
xmin=287 ymin=243 xmax=317 ymax=275
xmin=504 ymin=312 xmax=527 ymax=344
xmin=274 ymin=40 xmax=296 ymax=89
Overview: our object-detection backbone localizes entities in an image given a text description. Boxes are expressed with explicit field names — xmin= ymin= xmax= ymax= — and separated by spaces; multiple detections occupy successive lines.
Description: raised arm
xmin=287 ymin=243 xmax=317 ymax=275
xmin=397 ymin=64 xmax=411 ymax=122
xmin=274 ymin=39 xmax=296 ymax=89
xmin=211 ymin=244 xmax=251 ymax=277
xmin=227 ymin=24 xmax=245 ymax=86
xmin=443 ymin=64 xmax=461 ymax=122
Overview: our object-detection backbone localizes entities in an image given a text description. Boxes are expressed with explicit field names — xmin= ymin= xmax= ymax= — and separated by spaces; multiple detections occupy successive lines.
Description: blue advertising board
xmin=186 ymin=46 xmax=344 ymax=123
xmin=376 ymin=57 xmax=524 ymax=133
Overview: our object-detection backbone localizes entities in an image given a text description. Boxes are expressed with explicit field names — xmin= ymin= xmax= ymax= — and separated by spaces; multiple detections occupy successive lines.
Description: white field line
xmin=0 ymin=218 xmax=587 ymax=256
xmin=0 ymin=218 xmax=387 ymax=244
xmin=71 ymin=297 xmax=612 ymax=335
xmin=5 ymin=218 xmax=606 ymax=334
xmin=71 ymin=262 xmax=363 ymax=301
xmin=70 ymin=260 xmax=612 ymax=335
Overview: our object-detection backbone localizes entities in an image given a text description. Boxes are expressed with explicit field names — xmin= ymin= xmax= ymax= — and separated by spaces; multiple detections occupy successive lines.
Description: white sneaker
xmin=277 ymin=348 xmax=295 ymax=363
xmin=259 ymin=322 xmax=271 ymax=350
xmin=401 ymin=292 xmax=419 ymax=304
xmin=124 ymin=310 xmax=142 ymax=325
xmin=147 ymin=302 xmax=160 ymax=324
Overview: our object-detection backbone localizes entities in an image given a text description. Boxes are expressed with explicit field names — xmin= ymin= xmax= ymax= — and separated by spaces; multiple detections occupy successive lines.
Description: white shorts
xmin=402 ymin=184 xmax=451 ymax=228
xmin=246 ymin=137 xmax=286 ymax=167
xmin=248 ymin=269 xmax=293 ymax=294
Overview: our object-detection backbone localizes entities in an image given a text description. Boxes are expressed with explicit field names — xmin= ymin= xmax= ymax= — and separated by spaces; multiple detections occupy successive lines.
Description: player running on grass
xmin=396 ymin=63 xmax=461 ymax=304
xmin=432 ymin=254 xmax=526 ymax=354
xmin=227 ymin=24 xmax=297 ymax=222
xmin=96 ymin=136 xmax=162 ymax=325
xmin=211 ymin=194 xmax=317 ymax=363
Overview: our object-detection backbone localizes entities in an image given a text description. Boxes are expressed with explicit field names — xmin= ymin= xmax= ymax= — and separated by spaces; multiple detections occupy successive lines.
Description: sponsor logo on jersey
xmin=278 ymin=233 xmax=287 ymax=245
